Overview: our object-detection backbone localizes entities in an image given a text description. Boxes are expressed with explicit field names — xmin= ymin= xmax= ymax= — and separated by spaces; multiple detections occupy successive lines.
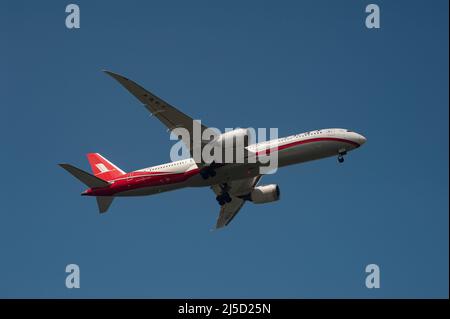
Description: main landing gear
xmin=200 ymin=167 xmax=216 ymax=179
xmin=200 ymin=162 xmax=220 ymax=180
xmin=216 ymin=193 xmax=232 ymax=206
xmin=216 ymin=183 xmax=232 ymax=206
xmin=338 ymin=150 xmax=347 ymax=163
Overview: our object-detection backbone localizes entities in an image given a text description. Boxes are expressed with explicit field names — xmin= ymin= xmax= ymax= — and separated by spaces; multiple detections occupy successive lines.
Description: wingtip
xmin=102 ymin=70 xmax=129 ymax=82
xmin=102 ymin=69 xmax=115 ymax=76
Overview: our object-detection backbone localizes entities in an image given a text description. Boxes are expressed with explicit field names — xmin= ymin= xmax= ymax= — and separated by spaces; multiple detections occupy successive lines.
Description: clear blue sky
xmin=1 ymin=0 xmax=448 ymax=298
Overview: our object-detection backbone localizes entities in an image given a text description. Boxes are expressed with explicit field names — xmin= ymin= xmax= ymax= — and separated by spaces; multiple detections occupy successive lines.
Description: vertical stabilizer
xmin=87 ymin=153 xmax=126 ymax=181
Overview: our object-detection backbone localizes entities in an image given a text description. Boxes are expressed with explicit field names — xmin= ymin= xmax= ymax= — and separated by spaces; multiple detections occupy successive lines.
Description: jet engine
xmin=248 ymin=184 xmax=280 ymax=204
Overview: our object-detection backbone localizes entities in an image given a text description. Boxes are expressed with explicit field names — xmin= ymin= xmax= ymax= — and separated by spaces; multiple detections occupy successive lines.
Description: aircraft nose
xmin=356 ymin=133 xmax=367 ymax=146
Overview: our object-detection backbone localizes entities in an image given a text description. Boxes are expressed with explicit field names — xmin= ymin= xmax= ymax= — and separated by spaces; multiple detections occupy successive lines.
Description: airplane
xmin=59 ymin=71 xmax=367 ymax=229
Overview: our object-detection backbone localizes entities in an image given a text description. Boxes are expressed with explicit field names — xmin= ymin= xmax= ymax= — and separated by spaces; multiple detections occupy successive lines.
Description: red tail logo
xmin=86 ymin=153 xmax=126 ymax=181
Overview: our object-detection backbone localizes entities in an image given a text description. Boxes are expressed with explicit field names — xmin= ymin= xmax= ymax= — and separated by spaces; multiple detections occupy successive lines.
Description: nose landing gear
xmin=337 ymin=149 xmax=347 ymax=163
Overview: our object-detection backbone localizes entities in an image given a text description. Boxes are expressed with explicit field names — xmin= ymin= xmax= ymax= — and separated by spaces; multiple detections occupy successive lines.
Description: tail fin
xmin=86 ymin=153 xmax=126 ymax=181
xmin=59 ymin=164 xmax=109 ymax=188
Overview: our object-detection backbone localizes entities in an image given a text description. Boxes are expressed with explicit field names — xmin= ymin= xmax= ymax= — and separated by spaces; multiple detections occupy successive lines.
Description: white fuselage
xmin=112 ymin=128 xmax=366 ymax=197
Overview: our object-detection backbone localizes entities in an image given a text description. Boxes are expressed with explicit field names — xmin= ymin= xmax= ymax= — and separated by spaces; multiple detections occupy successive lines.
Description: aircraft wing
xmin=212 ymin=175 xmax=262 ymax=229
xmin=104 ymin=70 xmax=210 ymax=162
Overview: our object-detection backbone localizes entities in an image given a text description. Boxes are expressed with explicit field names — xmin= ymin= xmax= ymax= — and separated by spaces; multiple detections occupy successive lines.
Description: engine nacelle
xmin=249 ymin=184 xmax=280 ymax=204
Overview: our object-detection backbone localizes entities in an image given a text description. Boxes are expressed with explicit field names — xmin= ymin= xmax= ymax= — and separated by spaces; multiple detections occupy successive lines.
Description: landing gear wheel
xmin=337 ymin=148 xmax=347 ymax=164
xmin=200 ymin=170 xmax=209 ymax=179
xmin=200 ymin=167 xmax=217 ymax=179
xmin=216 ymin=192 xmax=232 ymax=205
xmin=224 ymin=193 xmax=232 ymax=203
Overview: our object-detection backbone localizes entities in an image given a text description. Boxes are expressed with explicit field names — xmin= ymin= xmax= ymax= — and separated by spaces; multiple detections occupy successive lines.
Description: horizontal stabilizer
xmin=59 ymin=164 xmax=109 ymax=188
xmin=96 ymin=196 xmax=114 ymax=213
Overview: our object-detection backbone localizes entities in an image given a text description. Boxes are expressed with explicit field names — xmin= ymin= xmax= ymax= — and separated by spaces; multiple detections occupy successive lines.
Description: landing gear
xmin=200 ymin=162 xmax=218 ymax=179
xmin=337 ymin=149 xmax=347 ymax=163
xmin=216 ymin=183 xmax=232 ymax=206
xmin=216 ymin=193 xmax=232 ymax=206
xmin=200 ymin=167 xmax=216 ymax=179
xmin=200 ymin=170 xmax=209 ymax=179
